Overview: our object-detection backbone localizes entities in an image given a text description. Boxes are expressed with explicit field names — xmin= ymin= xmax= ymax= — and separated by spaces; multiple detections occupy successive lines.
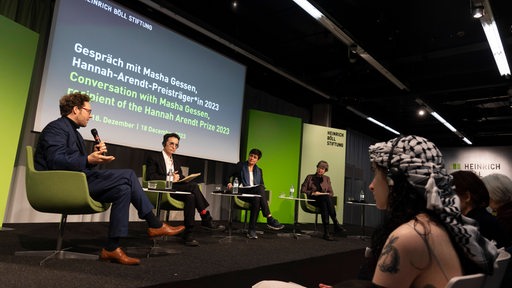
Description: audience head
xmin=369 ymin=135 xmax=497 ymax=273
xmin=451 ymin=170 xmax=490 ymax=215
xmin=481 ymin=173 xmax=512 ymax=212
xmin=368 ymin=135 xmax=451 ymax=212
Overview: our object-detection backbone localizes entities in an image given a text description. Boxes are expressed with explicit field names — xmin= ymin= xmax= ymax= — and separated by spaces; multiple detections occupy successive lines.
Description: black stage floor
xmin=0 ymin=221 xmax=372 ymax=288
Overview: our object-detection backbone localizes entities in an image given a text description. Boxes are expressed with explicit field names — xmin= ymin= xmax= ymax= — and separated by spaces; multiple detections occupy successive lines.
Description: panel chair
xmin=232 ymin=189 xmax=271 ymax=234
xmin=445 ymin=273 xmax=486 ymax=288
xmin=15 ymin=146 xmax=111 ymax=265
xmin=140 ymin=164 xmax=187 ymax=256
xmin=483 ymin=248 xmax=511 ymax=288
xmin=299 ymin=192 xmax=337 ymax=234
xmin=141 ymin=164 xmax=185 ymax=221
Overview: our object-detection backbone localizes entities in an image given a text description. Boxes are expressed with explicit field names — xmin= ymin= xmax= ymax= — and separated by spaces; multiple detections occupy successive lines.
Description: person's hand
xmin=227 ymin=183 xmax=233 ymax=190
xmin=318 ymin=284 xmax=332 ymax=288
xmin=88 ymin=150 xmax=115 ymax=164
xmin=173 ymin=171 xmax=180 ymax=181
xmin=94 ymin=141 xmax=108 ymax=154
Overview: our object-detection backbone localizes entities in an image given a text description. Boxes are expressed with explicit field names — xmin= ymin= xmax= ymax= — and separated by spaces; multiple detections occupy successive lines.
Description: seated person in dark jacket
xmin=225 ymin=148 xmax=284 ymax=239
xmin=300 ymin=160 xmax=346 ymax=241
xmin=146 ymin=133 xmax=224 ymax=247
xmin=35 ymin=92 xmax=185 ymax=265
xmin=451 ymin=170 xmax=508 ymax=248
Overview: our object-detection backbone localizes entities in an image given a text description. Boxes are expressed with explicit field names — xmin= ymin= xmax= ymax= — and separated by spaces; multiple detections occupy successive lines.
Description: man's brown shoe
xmin=148 ymin=223 xmax=185 ymax=237
xmin=100 ymin=248 xmax=140 ymax=265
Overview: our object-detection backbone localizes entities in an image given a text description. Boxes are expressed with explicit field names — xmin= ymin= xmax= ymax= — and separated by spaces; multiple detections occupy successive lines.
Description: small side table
xmin=211 ymin=192 xmax=261 ymax=243
xmin=278 ymin=194 xmax=315 ymax=239
xmin=346 ymin=201 xmax=376 ymax=238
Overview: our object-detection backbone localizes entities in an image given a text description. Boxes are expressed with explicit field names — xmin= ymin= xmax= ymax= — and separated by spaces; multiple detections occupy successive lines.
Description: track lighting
xmin=472 ymin=0 xmax=510 ymax=76
xmin=472 ymin=5 xmax=484 ymax=18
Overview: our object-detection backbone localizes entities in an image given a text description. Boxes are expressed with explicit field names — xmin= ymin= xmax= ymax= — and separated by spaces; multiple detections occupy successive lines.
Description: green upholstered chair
xmin=299 ymin=192 xmax=337 ymax=232
xmin=15 ymin=146 xmax=111 ymax=265
xmin=232 ymin=189 xmax=271 ymax=233
xmin=142 ymin=164 xmax=185 ymax=221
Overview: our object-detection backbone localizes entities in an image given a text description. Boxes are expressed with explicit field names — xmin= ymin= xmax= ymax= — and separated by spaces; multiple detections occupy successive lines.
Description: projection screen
xmin=34 ymin=0 xmax=246 ymax=163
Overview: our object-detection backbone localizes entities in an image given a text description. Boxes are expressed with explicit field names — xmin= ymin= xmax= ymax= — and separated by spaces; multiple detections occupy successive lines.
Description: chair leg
xmin=314 ymin=213 xmax=318 ymax=232
xmin=243 ymin=210 xmax=248 ymax=232
xmin=15 ymin=214 xmax=99 ymax=265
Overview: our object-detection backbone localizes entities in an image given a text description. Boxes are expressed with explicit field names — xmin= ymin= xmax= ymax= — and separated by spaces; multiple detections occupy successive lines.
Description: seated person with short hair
xmin=146 ymin=133 xmax=224 ymax=247
xmin=225 ymin=148 xmax=284 ymax=239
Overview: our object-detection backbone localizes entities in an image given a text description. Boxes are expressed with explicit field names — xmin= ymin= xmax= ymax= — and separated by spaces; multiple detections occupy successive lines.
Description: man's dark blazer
xmin=145 ymin=152 xmax=186 ymax=181
xmin=34 ymin=116 xmax=154 ymax=237
xmin=35 ymin=116 xmax=91 ymax=172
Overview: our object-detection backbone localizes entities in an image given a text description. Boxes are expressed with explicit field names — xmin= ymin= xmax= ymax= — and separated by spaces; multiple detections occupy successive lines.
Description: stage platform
xmin=0 ymin=221 xmax=372 ymax=288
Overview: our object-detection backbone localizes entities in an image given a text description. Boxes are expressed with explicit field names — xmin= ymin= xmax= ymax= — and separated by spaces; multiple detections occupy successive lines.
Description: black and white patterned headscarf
xmin=369 ymin=135 xmax=497 ymax=274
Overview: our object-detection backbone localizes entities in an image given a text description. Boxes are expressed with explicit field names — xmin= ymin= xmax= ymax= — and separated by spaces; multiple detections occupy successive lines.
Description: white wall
xmin=443 ymin=146 xmax=512 ymax=177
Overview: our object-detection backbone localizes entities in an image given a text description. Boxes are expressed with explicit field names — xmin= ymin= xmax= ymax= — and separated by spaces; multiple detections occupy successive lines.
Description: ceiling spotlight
xmin=348 ymin=45 xmax=357 ymax=63
xmin=418 ymin=108 xmax=426 ymax=116
xmin=473 ymin=6 xmax=484 ymax=18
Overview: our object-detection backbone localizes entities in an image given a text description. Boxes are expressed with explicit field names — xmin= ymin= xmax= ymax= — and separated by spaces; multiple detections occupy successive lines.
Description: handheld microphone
xmin=90 ymin=128 xmax=106 ymax=155
xmin=91 ymin=128 xmax=101 ymax=144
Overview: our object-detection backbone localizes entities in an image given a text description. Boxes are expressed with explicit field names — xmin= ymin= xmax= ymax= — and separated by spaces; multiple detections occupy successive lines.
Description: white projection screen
xmin=34 ymin=0 xmax=246 ymax=163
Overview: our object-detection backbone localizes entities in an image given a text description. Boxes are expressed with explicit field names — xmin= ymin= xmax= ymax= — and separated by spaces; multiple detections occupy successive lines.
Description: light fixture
xmin=473 ymin=0 xmax=511 ymax=76
xmin=292 ymin=0 xmax=322 ymax=19
xmin=292 ymin=0 xmax=409 ymax=91
xmin=418 ymin=108 xmax=426 ymax=116
xmin=415 ymin=99 xmax=472 ymax=145
xmin=348 ymin=45 xmax=357 ymax=63
xmin=346 ymin=106 xmax=400 ymax=135
xmin=472 ymin=4 xmax=484 ymax=18
xmin=140 ymin=0 xmax=335 ymax=101
xmin=431 ymin=112 xmax=457 ymax=132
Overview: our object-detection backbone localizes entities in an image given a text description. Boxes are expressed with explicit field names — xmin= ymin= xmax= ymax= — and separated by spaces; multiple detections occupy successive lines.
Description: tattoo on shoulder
xmin=378 ymin=235 xmax=400 ymax=274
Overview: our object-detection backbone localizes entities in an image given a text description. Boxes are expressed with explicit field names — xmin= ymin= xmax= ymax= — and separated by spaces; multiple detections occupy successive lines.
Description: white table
xmin=278 ymin=194 xmax=315 ymax=239
xmin=346 ymin=201 xmax=376 ymax=238
xmin=211 ymin=192 xmax=261 ymax=243
xmin=143 ymin=188 xmax=190 ymax=218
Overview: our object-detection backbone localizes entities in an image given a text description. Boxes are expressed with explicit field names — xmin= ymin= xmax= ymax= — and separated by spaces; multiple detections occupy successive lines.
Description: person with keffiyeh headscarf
xmin=362 ymin=135 xmax=498 ymax=288
xmin=263 ymin=135 xmax=499 ymax=288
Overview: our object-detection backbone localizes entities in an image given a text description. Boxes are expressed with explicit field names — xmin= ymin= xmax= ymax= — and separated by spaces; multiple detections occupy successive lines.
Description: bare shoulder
xmin=372 ymin=220 xmax=432 ymax=287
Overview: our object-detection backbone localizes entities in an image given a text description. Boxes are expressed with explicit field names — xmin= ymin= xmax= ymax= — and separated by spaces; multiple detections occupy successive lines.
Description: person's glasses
xmin=167 ymin=142 xmax=179 ymax=148
xmin=81 ymin=107 xmax=92 ymax=115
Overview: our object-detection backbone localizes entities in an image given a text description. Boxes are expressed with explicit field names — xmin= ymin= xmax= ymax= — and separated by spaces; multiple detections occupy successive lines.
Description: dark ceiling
xmin=120 ymin=0 xmax=512 ymax=147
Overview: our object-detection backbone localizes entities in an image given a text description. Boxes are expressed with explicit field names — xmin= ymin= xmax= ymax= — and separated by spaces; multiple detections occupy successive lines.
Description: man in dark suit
xmin=146 ymin=133 xmax=224 ymax=247
xmin=34 ymin=92 xmax=185 ymax=265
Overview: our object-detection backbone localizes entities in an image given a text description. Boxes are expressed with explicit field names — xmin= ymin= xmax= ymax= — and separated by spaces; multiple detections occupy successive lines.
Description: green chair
xmin=15 ymin=146 xmax=111 ymax=265
xmin=142 ymin=164 xmax=185 ymax=221
xmin=233 ymin=189 xmax=271 ymax=233
xmin=299 ymin=192 xmax=337 ymax=233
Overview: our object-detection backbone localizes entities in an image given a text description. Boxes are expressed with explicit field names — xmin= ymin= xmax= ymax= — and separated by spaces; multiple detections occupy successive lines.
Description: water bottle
xmin=233 ymin=177 xmax=239 ymax=194
xmin=166 ymin=168 xmax=174 ymax=189
xmin=359 ymin=189 xmax=365 ymax=202
xmin=289 ymin=185 xmax=295 ymax=197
